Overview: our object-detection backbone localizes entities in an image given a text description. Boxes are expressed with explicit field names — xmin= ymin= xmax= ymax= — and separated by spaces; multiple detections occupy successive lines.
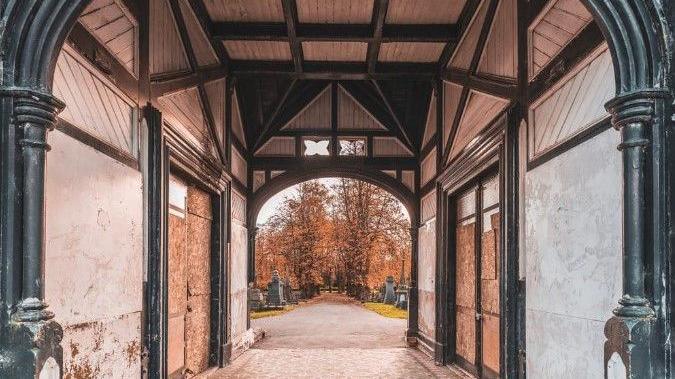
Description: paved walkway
xmin=210 ymin=293 xmax=465 ymax=378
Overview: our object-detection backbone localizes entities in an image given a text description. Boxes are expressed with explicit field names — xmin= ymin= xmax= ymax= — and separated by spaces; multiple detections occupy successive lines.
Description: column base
xmin=604 ymin=315 xmax=655 ymax=378
xmin=0 ymin=319 xmax=63 ymax=378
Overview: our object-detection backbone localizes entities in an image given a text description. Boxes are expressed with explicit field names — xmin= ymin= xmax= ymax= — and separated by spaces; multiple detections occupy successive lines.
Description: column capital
xmin=605 ymin=89 xmax=669 ymax=130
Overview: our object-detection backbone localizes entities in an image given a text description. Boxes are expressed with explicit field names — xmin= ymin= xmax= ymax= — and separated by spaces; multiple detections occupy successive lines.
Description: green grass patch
xmin=363 ymin=302 xmax=408 ymax=319
xmin=250 ymin=305 xmax=296 ymax=319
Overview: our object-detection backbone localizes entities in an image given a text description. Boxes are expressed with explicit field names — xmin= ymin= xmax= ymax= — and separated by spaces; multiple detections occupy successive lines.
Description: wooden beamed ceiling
xmin=76 ymin=0 xmax=601 ymax=169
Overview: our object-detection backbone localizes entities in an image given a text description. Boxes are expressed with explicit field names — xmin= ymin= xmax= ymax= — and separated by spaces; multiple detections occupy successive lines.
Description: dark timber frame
xmin=0 ymin=1 xmax=672 ymax=378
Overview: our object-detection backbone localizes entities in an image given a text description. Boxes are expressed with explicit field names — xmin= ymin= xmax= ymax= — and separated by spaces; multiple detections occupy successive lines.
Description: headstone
xmin=395 ymin=287 xmax=408 ymax=309
xmin=267 ymin=270 xmax=286 ymax=306
xmin=248 ymin=285 xmax=264 ymax=310
xmin=384 ymin=276 xmax=396 ymax=304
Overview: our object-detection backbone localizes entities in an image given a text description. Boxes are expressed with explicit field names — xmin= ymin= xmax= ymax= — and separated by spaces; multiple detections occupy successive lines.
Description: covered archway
xmin=0 ymin=0 xmax=672 ymax=378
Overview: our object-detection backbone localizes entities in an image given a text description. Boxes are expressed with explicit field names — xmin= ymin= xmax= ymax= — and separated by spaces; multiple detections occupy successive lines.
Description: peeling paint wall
xmin=524 ymin=129 xmax=622 ymax=376
xmin=418 ymin=217 xmax=436 ymax=346
xmin=230 ymin=191 xmax=250 ymax=357
xmin=45 ymin=130 xmax=143 ymax=377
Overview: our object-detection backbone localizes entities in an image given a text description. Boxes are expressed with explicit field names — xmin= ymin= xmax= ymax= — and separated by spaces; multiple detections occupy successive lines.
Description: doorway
xmin=453 ymin=174 xmax=501 ymax=378
xmin=167 ymin=174 xmax=215 ymax=377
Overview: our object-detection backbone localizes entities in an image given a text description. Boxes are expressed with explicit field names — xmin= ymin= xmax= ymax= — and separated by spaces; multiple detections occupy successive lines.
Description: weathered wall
xmin=418 ymin=190 xmax=437 ymax=349
xmin=524 ymin=129 xmax=622 ymax=376
xmin=45 ymin=130 xmax=143 ymax=378
xmin=230 ymin=190 xmax=250 ymax=357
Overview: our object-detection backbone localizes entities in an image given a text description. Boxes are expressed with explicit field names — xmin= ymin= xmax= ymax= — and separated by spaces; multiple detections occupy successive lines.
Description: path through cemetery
xmin=211 ymin=293 xmax=465 ymax=378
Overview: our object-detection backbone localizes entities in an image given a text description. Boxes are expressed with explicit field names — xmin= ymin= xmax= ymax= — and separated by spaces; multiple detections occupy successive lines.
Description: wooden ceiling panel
xmin=178 ymin=0 xmax=219 ymax=67
xmin=80 ymin=0 xmax=137 ymax=75
xmin=449 ymin=0 xmax=489 ymax=70
xmin=378 ymin=42 xmax=445 ymax=62
xmin=232 ymin=90 xmax=246 ymax=146
xmin=528 ymin=0 xmax=593 ymax=79
xmin=338 ymin=86 xmax=387 ymax=131
xmin=422 ymin=89 xmax=436 ymax=148
xmin=204 ymin=78 xmax=226 ymax=144
xmin=150 ymin=0 xmax=190 ymax=75
xmin=204 ymin=0 xmax=284 ymax=22
xmin=223 ymin=40 xmax=292 ymax=60
xmin=386 ymin=0 xmax=466 ymax=24
xmin=477 ymin=0 xmax=517 ymax=78
xmin=255 ymin=136 xmax=296 ymax=157
xmin=302 ymin=41 xmax=368 ymax=62
xmin=442 ymin=81 xmax=463 ymax=148
xmin=282 ymin=86 xmax=332 ymax=130
xmin=296 ymin=0 xmax=374 ymax=24
xmin=373 ymin=137 xmax=414 ymax=157
xmin=449 ymin=90 xmax=509 ymax=159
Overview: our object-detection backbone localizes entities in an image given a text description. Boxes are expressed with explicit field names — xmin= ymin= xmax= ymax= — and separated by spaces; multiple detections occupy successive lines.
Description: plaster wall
xmin=418 ymin=218 xmax=436 ymax=346
xmin=45 ymin=130 xmax=144 ymax=377
xmin=230 ymin=199 xmax=250 ymax=357
xmin=524 ymin=129 xmax=622 ymax=377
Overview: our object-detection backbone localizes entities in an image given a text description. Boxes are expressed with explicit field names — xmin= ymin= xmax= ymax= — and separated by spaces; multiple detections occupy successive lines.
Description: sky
xmin=256 ymin=177 xmax=409 ymax=225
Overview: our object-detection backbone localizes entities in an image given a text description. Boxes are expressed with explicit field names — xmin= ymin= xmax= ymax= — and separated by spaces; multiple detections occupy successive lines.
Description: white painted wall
xmin=230 ymin=191 xmax=251 ymax=358
xmin=524 ymin=129 xmax=622 ymax=377
xmin=45 ymin=130 xmax=144 ymax=377
xmin=418 ymin=218 xmax=436 ymax=347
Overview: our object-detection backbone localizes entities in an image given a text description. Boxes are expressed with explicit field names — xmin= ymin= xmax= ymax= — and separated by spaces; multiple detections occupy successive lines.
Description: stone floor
xmin=210 ymin=293 xmax=468 ymax=378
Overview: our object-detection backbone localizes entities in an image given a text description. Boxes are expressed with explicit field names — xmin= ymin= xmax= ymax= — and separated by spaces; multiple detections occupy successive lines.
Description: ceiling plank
xmin=367 ymin=0 xmax=389 ymax=73
xmin=253 ymin=81 xmax=330 ymax=151
xmin=167 ymin=0 xmax=226 ymax=163
xmin=438 ymin=0 xmax=481 ymax=70
xmin=211 ymin=22 xmax=458 ymax=43
xmin=187 ymin=0 xmax=230 ymax=65
xmin=339 ymin=81 xmax=402 ymax=136
xmin=443 ymin=0 xmax=500 ymax=162
xmin=281 ymin=0 xmax=303 ymax=72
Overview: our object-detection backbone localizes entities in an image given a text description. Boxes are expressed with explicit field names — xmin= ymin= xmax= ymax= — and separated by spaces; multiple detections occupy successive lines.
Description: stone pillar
xmin=0 ymin=89 xmax=65 ymax=377
xmin=406 ymin=224 xmax=419 ymax=342
xmin=603 ymin=90 xmax=667 ymax=378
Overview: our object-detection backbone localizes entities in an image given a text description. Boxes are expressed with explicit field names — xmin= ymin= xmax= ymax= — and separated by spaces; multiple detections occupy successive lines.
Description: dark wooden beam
xmin=444 ymin=0 xmax=500 ymax=162
xmin=275 ymin=129 xmax=394 ymax=137
xmin=252 ymin=81 xmax=330 ymax=152
xmin=211 ymin=22 xmax=458 ymax=43
xmin=438 ymin=0 xmax=481 ymax=70
xmin=281 ymin=0 xmax=303 ymax=72
xmin=151 ymin=65 xmax=228 ymax=96
xmin=339 ymin=81 xmax=411 ymax=147
xmin=253 ymin=79 xmax=298 ymax=149
xmin=528 ymin=22 xmax=603 ymax=101
xmin=442 ymin=69 xmax=517 ymax=99
xmin=527 ymin=0 xmax=551 ymax=24
xmin=250 ymin=157 xmax=418 ymax=171
xmin=168 ymin=0 xmax=226 ymax=162
xmin=371 ymin=80 xmax=415 ymax=151
xmin=230 ymin=61 xmax=435 ymax=80
xmin=188 ymin=0 xmax=231 ymax=65
xmin=367 ymin=0 xmax=389 ymax=73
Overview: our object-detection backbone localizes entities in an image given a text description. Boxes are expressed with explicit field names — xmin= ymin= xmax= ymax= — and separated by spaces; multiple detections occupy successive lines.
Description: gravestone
xmin=267 ymin=270 xmax=286 ymax=306
xmin=384 ymin=276 xmax=396 ymax=304
xmin=395 ymin=287 xmax=408 ymax=309
xmin=248 ymin=285 xmax=264 ymax=311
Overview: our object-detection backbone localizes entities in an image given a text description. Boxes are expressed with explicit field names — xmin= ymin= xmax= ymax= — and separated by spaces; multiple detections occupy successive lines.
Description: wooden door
xmin=454 ymin=175 xmax=500 ymax=378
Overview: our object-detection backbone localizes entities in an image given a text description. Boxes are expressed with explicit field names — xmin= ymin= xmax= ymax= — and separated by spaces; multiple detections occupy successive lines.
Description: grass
xmin=363 ymin=302 xmax=408 ymax=319
xmin=250 ymin=305 xmax=296 ymax=319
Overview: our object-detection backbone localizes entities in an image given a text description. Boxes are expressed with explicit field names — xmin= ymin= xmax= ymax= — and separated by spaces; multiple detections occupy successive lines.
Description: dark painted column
xmin=406 ymin=223 xmax=419 ymax=343
xmin=0 ymin=89 xmax=65 ymax=377
xmin=603 ymin=90 xmax=669 ymax=378
xmin=248 ymin=227 xmax=258 ymax=285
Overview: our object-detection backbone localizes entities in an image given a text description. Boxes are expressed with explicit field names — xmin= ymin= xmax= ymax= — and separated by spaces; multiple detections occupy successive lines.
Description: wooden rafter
xmin=371 ymin=81 xmax=415 ymax=151
xmin=442 ymin=68 xmax=517 ymax=99
xmin=438 ymin=0 xmax=482 ymax=70
xmin=167 ymin=0 xmax=226 ymax=163
xmin=281 ymin=0 xmax=303 ymax=73
xmin=443 ymin=0 xmax=501 ymax=162
xmin=252 ymin=81 xmax=329 ymax=152
xmin=212 ymin=22 xmax=458 ymax=43
xmin=367 ymin=0 xmax=389 ymax=73
xmin=231 ymin=61 xmax=435 ymax=80
xmin=187 ymin=0 xmax=230 ymax=65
